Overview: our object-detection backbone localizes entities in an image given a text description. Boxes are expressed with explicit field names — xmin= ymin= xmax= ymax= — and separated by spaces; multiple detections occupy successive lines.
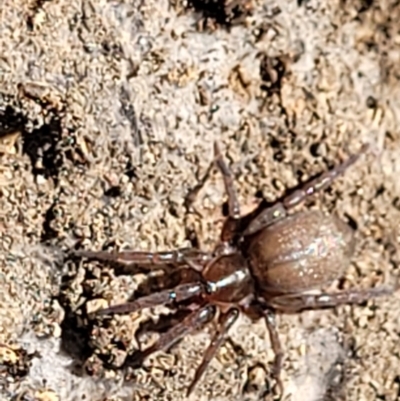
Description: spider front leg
xmin=213 ymin=142 xmax=251 ymax=247
xmin=72 ymin=248 xmax=212 ymax=272
xmin=95 ymin=282 xmax=205 ymax=316
xmin=185 ymin=141 xmax=243 ymax=246
xmin=186 ymin=141 xmax=241 ymax=219
xmin=270 ymin=285 xmax=395 ymax=313
xmin=214 ymin=142 xmax=241 ymax=219
xmin=244 ymin=143 xmax=370 ymax=236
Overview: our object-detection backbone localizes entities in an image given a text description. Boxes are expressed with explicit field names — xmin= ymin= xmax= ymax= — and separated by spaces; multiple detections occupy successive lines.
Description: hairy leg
xmin=125 ymin=305 xmax=216 ymax=366
xmin=72 ymin=248 xmax=212 ymax=271
xmin=213 ymin=141 xmax=254 ymax=247
xmin=187 ymin=308 xmax=239 ymax=396
xmin=264 ymin=309 xmax=284 ymax=398
xmin=185 ymin=142 xmax=241 ymax=218
xmin=284 ymin=144 xmax=369 ymax=208
xmin=95 ymin=282 xmax=205 ymax=316
xmin=244 ymin=144 xmax=369 ymax=236
xmin=243 ymin=202 xmax=287 ymax=237
xmin=214 ymin=142 xmax=241 ymax=219
xmin=183 ymin=141 xmax=244 ymax=246
xmin=270 ymin=285 xmax=395 ymax=313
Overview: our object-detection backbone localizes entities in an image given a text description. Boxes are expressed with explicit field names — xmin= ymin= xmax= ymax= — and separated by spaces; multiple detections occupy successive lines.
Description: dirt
xmin=1 ymin=0 xmax=400 ymax=400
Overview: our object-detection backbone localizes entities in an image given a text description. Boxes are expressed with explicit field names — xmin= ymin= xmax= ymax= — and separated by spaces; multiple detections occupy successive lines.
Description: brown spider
xmin=74 ymin=142 xmax=395 ymax=397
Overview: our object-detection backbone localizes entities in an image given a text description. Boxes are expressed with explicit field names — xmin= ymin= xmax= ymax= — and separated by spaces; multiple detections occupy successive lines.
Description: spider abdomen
xmin=246 ymin=210 xmax=355 ymax=297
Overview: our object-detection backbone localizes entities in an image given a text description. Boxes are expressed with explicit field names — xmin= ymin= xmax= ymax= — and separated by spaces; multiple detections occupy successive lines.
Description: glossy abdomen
xmin=246 ymin=211 xmax=355 ymax=296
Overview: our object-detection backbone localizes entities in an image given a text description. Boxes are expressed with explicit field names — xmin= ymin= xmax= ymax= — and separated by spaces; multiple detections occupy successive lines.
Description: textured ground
xmin=1 ymin=0 xmax=400 ymax=400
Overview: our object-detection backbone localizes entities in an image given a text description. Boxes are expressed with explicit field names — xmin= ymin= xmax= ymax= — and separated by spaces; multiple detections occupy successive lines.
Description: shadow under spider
xmin=58 ymin=255 xmax=205 ymax=375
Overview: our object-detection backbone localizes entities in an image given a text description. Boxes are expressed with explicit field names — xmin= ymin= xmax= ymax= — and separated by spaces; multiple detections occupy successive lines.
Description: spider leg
xmin=126 ymin=305 xmax=216 ymax=366
xmin=185 ymin=141 xmax=243 ymax=246
xmin=270 ymin=285 xmax=395 ymax=313
xmin=214 ymin=141 xmax=251 ymax=246
xmin=185 ymin=142 xmax=241 ymax=220
xmin=264 ymin=309 xmax=284 ymax=398
xmin=187 ymin=308 xmax=239 ymax=396
xmin=282 ymin=143 xmax=369 ymax=208
xmin=96 ymin=282 xmax=205 ymax=316
xmin=243 ymin=203 xmax=288 ymax=237
xmin=244 ymin=143 xmax=369 ymax=236
xmin=214 ymin=142 xmax=241 ymax=219
xmin=73 ymin=248 xmax=212 ymax=271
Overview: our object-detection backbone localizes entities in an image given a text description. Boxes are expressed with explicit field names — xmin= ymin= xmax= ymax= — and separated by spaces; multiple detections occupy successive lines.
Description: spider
xmin=73 ymin=142 xmax=395 ymax=397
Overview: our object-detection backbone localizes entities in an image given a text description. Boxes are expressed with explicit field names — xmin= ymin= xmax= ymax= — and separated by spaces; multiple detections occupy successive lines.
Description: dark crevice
xmin=344 ymin=213 xmax=358 ymax=231
xmin=0 ymin=104 xmax=27 ymax=143
xmin=41 ymin=199 xmax=60 ymax=242
xmin=104 ymin=186 xmax=122 ymax=198
xmin=22 ymin=111 xmax=64 ymax=186
xmin=187 ymin=0 xmax=254 ymax=29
